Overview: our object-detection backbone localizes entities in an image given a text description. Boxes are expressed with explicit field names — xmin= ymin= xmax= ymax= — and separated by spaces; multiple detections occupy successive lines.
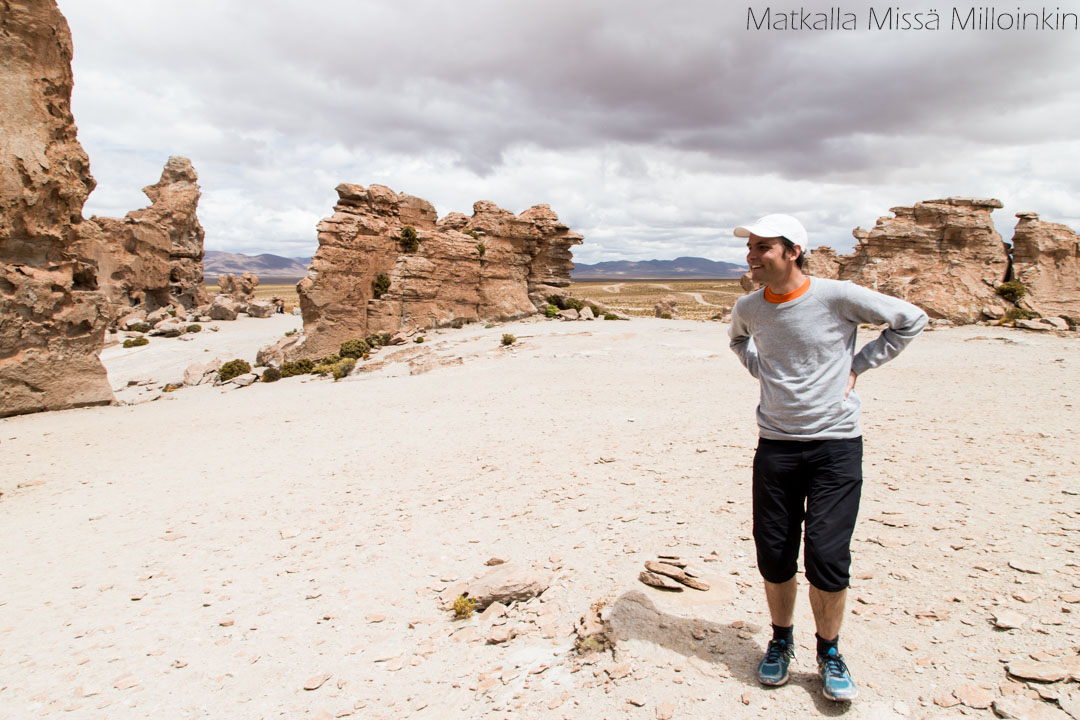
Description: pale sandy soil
xmin=1 ymin=317 xmax=1078 ymax=720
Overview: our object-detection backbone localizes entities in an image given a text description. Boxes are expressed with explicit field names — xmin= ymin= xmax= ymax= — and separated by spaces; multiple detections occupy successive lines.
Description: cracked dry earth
xmin=1 ymin=318 xmax=1077 ymax=720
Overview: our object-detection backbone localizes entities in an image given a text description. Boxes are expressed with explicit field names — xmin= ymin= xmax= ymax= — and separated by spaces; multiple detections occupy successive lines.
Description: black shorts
xmin=752 ymin=436 xmax=863 ymax=592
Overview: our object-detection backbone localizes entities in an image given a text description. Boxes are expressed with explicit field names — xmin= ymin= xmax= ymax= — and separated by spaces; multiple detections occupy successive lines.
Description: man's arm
xmin=729 ymin=302 xmax=760 ymax=378
xmin=841 ymin=283 xmax=928 ymax=377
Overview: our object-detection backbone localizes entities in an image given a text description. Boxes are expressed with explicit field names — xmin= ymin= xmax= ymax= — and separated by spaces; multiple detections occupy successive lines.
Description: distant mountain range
xmin=203 ymin=251 xmax=311 ymax=280
xmin=203 ymin=251 xmax=747 ymax=281
xmin=570 ymin=256 xmax=746 ymax=279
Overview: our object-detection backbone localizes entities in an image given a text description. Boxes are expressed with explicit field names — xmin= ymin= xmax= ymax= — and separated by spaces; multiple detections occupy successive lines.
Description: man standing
xmin=728 ymin=214 xmax=927 ymax=701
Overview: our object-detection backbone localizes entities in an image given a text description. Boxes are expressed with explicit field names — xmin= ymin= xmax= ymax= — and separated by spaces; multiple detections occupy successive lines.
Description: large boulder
xmin=207 ymin=295 xmax=241 ymax=321
xmin=294 ymin=183 xmax=582 ymax=359
xmin=1010 ymin=212 xmax=1080 ymax=320
xmin=838 ymin=198 xmax=1010 ymax=323
xmin=74 ymin=157 xmax=209 ymax=315
xmin=0 ymin=0 xmax=113 ymax=417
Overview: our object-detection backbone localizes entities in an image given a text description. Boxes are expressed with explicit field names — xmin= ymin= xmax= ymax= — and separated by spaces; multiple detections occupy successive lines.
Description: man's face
xmin=746 ymin=234 xmax=797 ymax=285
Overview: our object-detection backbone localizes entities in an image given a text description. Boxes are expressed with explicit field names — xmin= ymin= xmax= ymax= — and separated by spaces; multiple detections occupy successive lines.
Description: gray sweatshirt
xmin=729 ymin=277 xmax=927 ymax=440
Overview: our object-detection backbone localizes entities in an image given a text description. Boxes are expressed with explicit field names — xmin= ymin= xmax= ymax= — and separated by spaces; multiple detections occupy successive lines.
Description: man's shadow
xmin=606 ymin=590 xmax=851 ymax=715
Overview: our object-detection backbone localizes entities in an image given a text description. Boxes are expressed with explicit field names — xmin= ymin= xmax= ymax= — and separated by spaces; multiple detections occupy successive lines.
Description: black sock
xmin=772 ymin=623 xmax=794 ymax=644
xmin=816 ymin=633 xmax=838 ymax=657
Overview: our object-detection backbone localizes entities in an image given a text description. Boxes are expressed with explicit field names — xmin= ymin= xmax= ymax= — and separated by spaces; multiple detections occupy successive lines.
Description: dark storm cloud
xmin=57 ymin=0 xmax=1080 ymax=260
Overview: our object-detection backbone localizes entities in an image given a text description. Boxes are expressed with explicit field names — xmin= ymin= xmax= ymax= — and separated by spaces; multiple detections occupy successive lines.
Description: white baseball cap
xmin=734 ymin=214 xmax=809 ymax=250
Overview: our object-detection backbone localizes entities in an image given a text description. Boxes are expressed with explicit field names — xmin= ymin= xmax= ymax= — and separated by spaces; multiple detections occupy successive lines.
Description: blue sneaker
xmin=757 ymin=639 xmax=794 ymax=686
xmin=817 ymin=647 xmax=857 ymax=701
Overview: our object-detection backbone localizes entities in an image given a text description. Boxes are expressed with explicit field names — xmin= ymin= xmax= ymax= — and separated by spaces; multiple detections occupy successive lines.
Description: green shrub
xmin=476 ymin=241 xmax=486 ymax=258
xmin=462 ymin=228 xmax=479 ymax=239
xmin=186 ymin=324 xmax=202 ymax=333
xmin=262 ymin=367 xmax=282 ymax=383
xmin=565 ymin=297 xmax=584 ymax=312
xmin=285 ymin=328 xmax=298 ymax=337
xmin=219 ymin=359 xmax=251 ymax=381
xmin=660 ymin=312 xmax=672 ymax=320
xmin=996 ymin=280 xmax=1027 ymax=303
xmin=545 ymin=304 xmax=559 ymax=318
xmin=372 ymin=273 xmax=392 ymax=299
xmin=130 ymin=323 xmax=150 ymax=333
xmin=1003 ymin=307 xmax=1036 ymax=323
xmin=123 ymin=336 xmax=149 ymax=348
xmin=400 ymin=225 xmax=419 ymax=252
xmin=381 ymin=333 xmax=393 ymax=345
xmin=451 ymin=318 xmax=466 ymax=329
xmin=586 ymin=303 xmax=602 ymax=317
xmin=452 ymin=594 xmax=477 ymax=619
xmin=604 ymin=312 xmax=619 ymax=321
xmin=281 ymin=358 xmax=314 ymax=377
xmin=414 ymin=336 xmax=425 ymax=343
xmin=332 ymin=358 xmax=355 ymax=380
xmin=319 ymin=354 xmax=341 ymax=366
xmin=340 ymin=338 xmax=370 ymax=359
xmin=501 ymin=333 xmax=516 ymax=346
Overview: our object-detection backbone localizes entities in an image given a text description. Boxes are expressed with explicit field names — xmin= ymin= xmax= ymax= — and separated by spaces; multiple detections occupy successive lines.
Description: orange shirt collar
xmin=764 ymin=277 xmax=811 ymax=304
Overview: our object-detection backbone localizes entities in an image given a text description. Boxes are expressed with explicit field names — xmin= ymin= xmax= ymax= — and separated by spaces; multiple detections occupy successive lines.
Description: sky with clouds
xmin=57 ymin=0 xmax=1080 ymax=264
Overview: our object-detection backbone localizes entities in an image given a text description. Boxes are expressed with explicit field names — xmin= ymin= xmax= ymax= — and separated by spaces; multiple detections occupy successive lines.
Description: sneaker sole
xmin=758 ymin=670 xmax=790 ymax=687
xmin=822 ymin=687 xmax=857 ymax=702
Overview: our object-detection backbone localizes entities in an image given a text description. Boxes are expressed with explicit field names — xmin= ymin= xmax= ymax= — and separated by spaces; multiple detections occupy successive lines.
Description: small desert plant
xmin=372 ymin=273 xmax=392 ymax=299
xmin=603 ymin=312 xmax=619 ymax=321
xmin=545 ymin=304 xmax=559 ymax=318
xmin=281 ymin=359 xmax=315 ymax=377
xmin=1002 ymin=307 xmax=1036 ymax=323
xmin=414 ymin=336 xmax=425 ymax=344
xmin=261 ymin=367 xmax=282 ymax=383
xmin=219 ymin=359 xmax=252 ymax=382
xmin=399 ymin=225 xmax=419 ymax=252
xmin=462 ymin=228 xmax=479 ymax=239
xmin=186 ymin=324 xmax=202 ymax=333
xmin=339 ymin=338 xmax=370 ymax=359
xmin=319 ymin=354 xmax=341 ymax=366
xmin=123 ymin=336 xmax=149 ymax=348
xmin=285 ymin=328 xmax=298 ymax=337
xmin=130 ymin=323 xmax=151 ymax=333
xmin=501 ymin=333 xmax=516 ymax=346
xmin=660 ymin=312 xmax=673 ymax=320
xmin=476 ymin=241 xmax=486 ymax=259
xmin=996 ymin=280 xmax=1027 ymax=303
xmin=452 ymin=594 xmax=477 ymax=619
xmin=586 ymin=303 xmax=602 ymax=317
xmin=450 ymin=317 xmax=466 ymax=329
xmin=565 ymin=297 xmax=585 ymax=312
xmin=331 ymin=358 xmax=355 ymax=380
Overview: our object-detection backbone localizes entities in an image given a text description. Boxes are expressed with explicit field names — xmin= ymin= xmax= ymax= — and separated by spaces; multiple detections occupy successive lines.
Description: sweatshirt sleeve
xmin=841 ymin=283 xmax=928 ymax=376
xmin=728 ymin=300 xmax=760 ymax=378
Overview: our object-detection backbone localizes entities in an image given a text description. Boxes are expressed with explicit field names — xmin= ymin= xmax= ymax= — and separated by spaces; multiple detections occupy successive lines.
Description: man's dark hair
xmin=780 ymin=237 xmax=806 ymax=269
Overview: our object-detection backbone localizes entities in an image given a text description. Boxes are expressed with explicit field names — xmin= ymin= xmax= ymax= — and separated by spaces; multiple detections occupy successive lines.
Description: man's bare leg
xmin=764 ymin=577 xmax=797 ymax=626
xmin=808 ymin=584 xmax=846 ymax=641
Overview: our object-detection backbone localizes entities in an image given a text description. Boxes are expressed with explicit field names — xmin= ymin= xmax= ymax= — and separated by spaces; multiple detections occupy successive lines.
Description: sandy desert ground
xmin=1 ymin=315 xmax=1078 ymax=720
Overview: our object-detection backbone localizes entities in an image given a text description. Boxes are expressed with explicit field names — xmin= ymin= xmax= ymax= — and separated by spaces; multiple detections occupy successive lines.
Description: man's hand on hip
xmin=844 ymin=371 xmax=856 ymax=399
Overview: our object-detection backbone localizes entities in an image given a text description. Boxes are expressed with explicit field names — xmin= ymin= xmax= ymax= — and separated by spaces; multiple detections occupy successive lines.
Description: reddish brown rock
xmin=218 ymin=272 xmax=258 ymax=301
xmin=0 ymin=0 xmax=113 ymax=418
xmin=803 ymin=245 xmax=841 ymax=279
xmin=294 ymin=183 xmax=582 ymax=358
xmin=838 ymin=198 xmax=1010 ymax=323
xmin=1010 ymin=212 xmax=1080 ymax=320
xmin=74 ymin=157 xmax=209 ymax=315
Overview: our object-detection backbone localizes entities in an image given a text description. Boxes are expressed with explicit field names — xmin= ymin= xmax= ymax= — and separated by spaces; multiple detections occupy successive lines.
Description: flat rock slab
xmin=460 ymin=563 xmax=550 ymax=610
xmin=1008 ymin=660 xmax=1069 ymax=683
xmin=639 ymin=571 xmax=683 ymax=591
xmin=644 ymin=561 xmax=709 ymax=591
xmin=993 ymin=695 xmax=1072 ymax=719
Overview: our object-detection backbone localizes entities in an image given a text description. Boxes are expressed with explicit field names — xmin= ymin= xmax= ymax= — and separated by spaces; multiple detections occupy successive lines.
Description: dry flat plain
xmin=1 ymin=314 xmax=1078 ymax=720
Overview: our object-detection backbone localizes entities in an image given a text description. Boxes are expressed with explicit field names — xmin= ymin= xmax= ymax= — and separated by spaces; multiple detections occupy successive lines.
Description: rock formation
xmin=803 ymin=198 xmax=1011 ymax=324
xmin=0 ymin=0 xmax=113 ymax=417
xmin=75 ymin=156 xmax=209 ymax=315
xmin=218 ymin=272 xmax=258 ymax=300
xmin=1010 ymin=212 xmax=1080 ymax=319
xmin=295 ymin=183 xmax=582 ymax=358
